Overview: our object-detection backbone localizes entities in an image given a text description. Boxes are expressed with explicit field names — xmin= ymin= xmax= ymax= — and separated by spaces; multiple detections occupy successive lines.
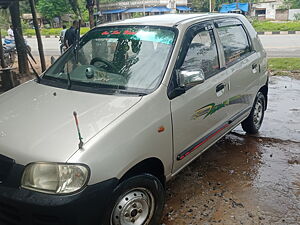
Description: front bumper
xmin=0 ymin=176 xmax=118 ymax=225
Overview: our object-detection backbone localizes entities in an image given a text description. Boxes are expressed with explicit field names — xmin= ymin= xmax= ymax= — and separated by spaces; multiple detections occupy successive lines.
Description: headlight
xmin=21 ymin=163 xmax=90 ymax=194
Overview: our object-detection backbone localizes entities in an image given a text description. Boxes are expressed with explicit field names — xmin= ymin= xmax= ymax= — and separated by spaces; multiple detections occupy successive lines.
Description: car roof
xmin=98 ymin=13 xmax=243 ymax=28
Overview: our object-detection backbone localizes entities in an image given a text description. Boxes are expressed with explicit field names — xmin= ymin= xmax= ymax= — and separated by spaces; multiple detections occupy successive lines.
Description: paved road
xmin=27 ymin=34 xmax=300 ymax=58
xmin=28 ymin=38 xmax=59 ymax=57
xmin=259 ymin=34 xmax=300 ymax=58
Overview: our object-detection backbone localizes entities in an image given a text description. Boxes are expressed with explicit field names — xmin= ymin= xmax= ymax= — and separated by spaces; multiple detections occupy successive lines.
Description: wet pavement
xmin=162 ymin=76 xmax=300 ymax=225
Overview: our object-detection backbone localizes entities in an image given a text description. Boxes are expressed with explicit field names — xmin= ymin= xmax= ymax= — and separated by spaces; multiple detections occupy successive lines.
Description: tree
xmin=9 ymin=1 xmax=29 ymax=75
xmin=0 ymin=29 xmax=7 ymax=68
xmin=284 ymin=0 xmax=300 ymax=9
xmin=96 ymin=0 xmax=100 ymax=12
xmin=68 ymin=0 xmax=82 ymax=18
xmin=37 ymin=0 xmax=71 ymax=22
xmin=67 ymin=0 xmax=90 ymax=23
xmin=86 ymin=0 xmax=95 ymax=28
xmin=0 ymin=9 xmax=10 ymax=29
xmin=19 ymin=0 xmax=31 ymax=14
xmin=192 ymin=0 xmax=210 ymax=12
xmin=29 ymin=0 xmax=46 ymax=72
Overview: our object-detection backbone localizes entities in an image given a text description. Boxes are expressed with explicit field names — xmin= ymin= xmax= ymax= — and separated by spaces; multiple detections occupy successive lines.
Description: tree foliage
xmin=37 ymin=0 xmax=72 ymax=20
xmin=284 ymin=0 xmax=300 ymax=9
xmin=19 ymin=1 xmax=32 ymax=14
xmin=68 ymin=0 xmax=82 ymax=17
xmin=0 ymin=10 xmax=10 ymax=28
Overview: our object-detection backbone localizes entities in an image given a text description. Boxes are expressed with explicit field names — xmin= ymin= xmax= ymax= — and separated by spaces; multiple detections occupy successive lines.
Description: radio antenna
xmin=73 ymin=111 xmax=83 ymax=149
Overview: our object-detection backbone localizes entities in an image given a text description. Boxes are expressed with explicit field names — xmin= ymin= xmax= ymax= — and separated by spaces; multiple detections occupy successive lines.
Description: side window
xmin=216 ymin=25 xmax=251 ymax=65
xmin=181 ymin=29 xmax=220 ymax=80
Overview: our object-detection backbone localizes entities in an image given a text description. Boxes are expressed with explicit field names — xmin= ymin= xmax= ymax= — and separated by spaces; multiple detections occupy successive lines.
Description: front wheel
xmin=241 ymin=92 xmax=266 ymax=134
xmin=104 ymin=174 xmax=165 ymax=225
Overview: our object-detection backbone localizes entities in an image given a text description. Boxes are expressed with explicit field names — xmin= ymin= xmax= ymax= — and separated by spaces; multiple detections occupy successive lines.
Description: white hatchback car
xmin=0 ymin=14 xmax=268 ymax=225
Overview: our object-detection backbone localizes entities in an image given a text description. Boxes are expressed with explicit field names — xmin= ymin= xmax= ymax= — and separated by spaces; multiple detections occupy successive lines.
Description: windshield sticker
xmin=124 ymin=30 xmax=137 ymax=35
xmin=99 ymin=29 xmax=174 ymax=45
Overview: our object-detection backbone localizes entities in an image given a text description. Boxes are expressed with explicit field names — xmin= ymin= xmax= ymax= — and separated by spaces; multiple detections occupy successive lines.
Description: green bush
xmin=1 ymin=27 xmax=89 ymax=37
xmin=252 ymin=21 xmax=300 ymax=32
xmin=294 ymin=13 xmax=300 ymax=21
xmin=1 ymin=30 xmax=7 ymax=36
xmin=23 ymin=27 xmax=90 ymax=36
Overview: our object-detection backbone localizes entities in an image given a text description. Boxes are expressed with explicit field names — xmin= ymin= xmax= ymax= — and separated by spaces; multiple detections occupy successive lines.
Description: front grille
xmin=0 ymin=201 xmax=62 ymax=225
xmin=0 ymin=154 xmax=14 ymax=183
xmin=0 ymin=202 xmax=21 ymax=225
xmin=33 ymin=215 xmax=61 ymax=225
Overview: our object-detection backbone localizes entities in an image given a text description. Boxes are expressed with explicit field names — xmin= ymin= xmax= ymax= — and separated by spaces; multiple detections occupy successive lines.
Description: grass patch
xmin=268 ymin=58 xmax=300 ymax=71
xmin=24 ymin=27 xmax=90 ymax=36
xmin=1 ymin=27 xmax=90 ymax=37
xmin=252 ymin=21 xmax=300 ymax=32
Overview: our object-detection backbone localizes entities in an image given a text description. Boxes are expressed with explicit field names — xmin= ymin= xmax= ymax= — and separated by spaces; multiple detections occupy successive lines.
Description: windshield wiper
xmin=116 ymin=90 xmax=147 ymax=96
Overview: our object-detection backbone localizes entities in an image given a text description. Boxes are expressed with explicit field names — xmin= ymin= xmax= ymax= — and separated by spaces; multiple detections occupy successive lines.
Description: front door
xmin=170 ymin=22 xmax=231 ymax=172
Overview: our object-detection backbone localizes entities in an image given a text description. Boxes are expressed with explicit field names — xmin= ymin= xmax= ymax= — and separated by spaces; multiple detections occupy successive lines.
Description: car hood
xmin=0 ymin=81 xmax=141 ymax=165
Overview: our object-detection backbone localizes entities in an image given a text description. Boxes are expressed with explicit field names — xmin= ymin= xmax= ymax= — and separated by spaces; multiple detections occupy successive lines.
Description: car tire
xmin=103 ymin=174 xmax=165 ymax=225
xmin=241 ymin=92 xmax=265 ymax=134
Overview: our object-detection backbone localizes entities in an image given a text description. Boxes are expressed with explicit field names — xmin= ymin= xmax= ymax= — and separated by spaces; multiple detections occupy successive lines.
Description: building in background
xmin=97 ymin=0 xmax=191 ymax=23
xmin=288 ymin=9 xmax=300 ymax=20
xmin=219 ymin=0 xmax=299 ymax=21
xmin=22 ymin=13 xmax=43 ymax=27
xmin=251 ymin=0 xmax=287 ymax=20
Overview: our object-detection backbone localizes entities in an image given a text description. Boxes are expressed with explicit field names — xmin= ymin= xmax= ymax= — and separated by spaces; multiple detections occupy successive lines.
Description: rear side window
xmin=216 ymin=25 xmax=251 ymax=65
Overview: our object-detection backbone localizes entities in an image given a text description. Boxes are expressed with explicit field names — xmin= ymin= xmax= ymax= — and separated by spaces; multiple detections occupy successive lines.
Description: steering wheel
xmin=90 ymin=57 xmax=118 ymax=73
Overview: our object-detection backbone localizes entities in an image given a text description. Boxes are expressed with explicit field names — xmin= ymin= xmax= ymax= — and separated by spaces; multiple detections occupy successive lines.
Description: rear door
xmin=170 ymin=22 xmax=231 ymax=172
xmin=214 ymin=18 xmax=261 ymax=121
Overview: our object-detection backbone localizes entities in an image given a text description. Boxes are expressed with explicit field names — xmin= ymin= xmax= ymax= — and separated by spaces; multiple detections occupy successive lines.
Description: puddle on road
xmin=162 ymin=76 xmax=300 ymax=225
xmin=162 ymin=135 xmax=300 ymax=225
xmin=235 ymin=76 xmax=300 ymax=143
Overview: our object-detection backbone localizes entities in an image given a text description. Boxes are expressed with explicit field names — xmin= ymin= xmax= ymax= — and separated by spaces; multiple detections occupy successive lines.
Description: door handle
xmin=252 ymin=64 xmax=258 ymax=73
xmin=216 ymin=83 xmax=226 ymax=97
xmin=216 ymin=83 xmax=225 ymax=92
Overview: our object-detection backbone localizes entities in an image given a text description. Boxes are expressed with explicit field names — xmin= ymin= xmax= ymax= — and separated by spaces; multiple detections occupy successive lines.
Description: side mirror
xmin=50 ymin=56 xmax=56 ymax=65
xmin=178 ymin=69 xmax=205 ymax=88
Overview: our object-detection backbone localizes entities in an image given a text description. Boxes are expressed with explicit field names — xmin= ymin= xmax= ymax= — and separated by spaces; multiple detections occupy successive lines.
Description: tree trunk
xmin=29 ymin=0 xmax=46 ymax=72
xmin=96 ymin=0 xmax=100 ymax=12
xmin=0 ymin=29 xmax=7 ymax=68
xmin=88 ymin=5 xmax=95 ymax=28
xmin=9 ymin=1 xmax=29 ymax=75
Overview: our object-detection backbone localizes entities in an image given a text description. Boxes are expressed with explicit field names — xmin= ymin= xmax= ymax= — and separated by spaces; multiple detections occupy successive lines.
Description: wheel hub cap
xmin=111 ymin=189 xmax=154 ymax=225
xmin=254 ymin=99 xmax=263 ymax=128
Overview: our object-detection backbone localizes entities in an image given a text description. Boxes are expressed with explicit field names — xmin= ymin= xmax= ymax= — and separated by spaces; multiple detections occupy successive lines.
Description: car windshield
xmin=43 ymin=26 xmax=176 ymax=94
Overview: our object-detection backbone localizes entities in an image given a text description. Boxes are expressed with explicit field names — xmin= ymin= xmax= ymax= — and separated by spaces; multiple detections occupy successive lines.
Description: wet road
xmin=162 ymin=76 xmax=300 ymax=225
xmin=27 ymin=34 xmax=300 ymax=58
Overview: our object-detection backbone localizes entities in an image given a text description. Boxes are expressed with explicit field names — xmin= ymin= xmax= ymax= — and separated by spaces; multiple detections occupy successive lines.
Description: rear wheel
xmin=4 ymin=52 xmax=14 ymax=67
xmin=104 ymin=174 xmax=165 ymax=225
xmin=241 ymin=92 xmax=265 ymax=134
